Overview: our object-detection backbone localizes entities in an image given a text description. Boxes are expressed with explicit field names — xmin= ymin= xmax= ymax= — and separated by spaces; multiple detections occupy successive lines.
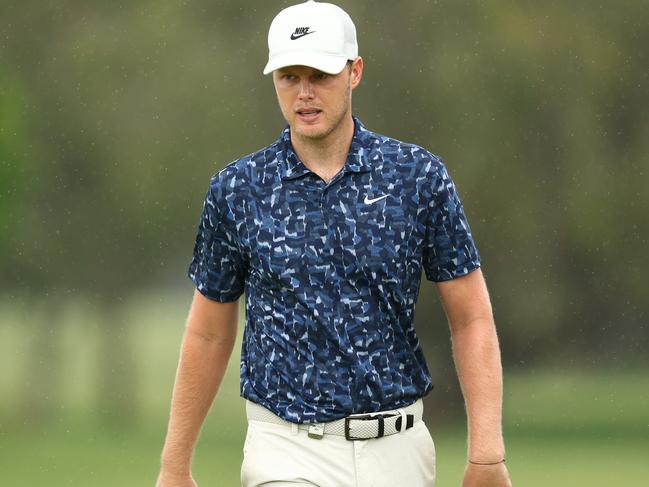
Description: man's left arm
xmin=436 ymin=268 xmax=512 ymax=487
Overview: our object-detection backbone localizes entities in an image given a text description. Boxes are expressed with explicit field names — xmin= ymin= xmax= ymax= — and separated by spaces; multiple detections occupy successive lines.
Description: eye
xmin=314 ymin=72 xmax=329 ymax=80
xmin=277 ymin=72 xmax=296 ymax=81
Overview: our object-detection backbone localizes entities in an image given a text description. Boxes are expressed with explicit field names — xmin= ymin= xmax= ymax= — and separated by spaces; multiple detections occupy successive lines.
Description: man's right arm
xmin=156 ymin=289 xmax=240 ymax=486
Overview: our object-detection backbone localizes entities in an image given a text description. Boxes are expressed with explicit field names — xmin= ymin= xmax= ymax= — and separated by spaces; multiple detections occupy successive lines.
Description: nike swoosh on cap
xmin=290 ymin=28 xmax=316 ymax=40
xmin=364 ymin=194 xmax=389 ymax=204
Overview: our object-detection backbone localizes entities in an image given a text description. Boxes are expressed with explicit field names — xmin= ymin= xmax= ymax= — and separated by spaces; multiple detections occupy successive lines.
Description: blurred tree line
xmin=1 ymin=0 xmax=647 ymax=423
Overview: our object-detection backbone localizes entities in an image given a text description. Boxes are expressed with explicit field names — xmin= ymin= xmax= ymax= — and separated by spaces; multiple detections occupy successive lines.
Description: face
xmin=272 ymin=57 xmax=363 ymax=142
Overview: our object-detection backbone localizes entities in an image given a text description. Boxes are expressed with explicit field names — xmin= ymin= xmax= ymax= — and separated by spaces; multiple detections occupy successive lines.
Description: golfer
xmin=157 ymin=1 xmax=511 ymax=486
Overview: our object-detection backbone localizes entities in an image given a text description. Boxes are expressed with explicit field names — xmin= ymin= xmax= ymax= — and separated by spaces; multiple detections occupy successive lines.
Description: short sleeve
xmin=422 ymin=160 xmax=481 ymax=282
xmin=187 ymin=175 xmax=248 ymax=301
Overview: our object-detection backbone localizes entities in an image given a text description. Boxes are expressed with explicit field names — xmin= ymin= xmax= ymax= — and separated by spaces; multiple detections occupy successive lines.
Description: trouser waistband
xmin=245 ymin=398 xmax=424 ymax=440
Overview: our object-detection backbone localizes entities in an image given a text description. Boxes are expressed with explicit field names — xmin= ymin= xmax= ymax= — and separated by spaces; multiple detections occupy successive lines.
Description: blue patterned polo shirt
xmin=188 ymin=116 xmax=481 ymax=424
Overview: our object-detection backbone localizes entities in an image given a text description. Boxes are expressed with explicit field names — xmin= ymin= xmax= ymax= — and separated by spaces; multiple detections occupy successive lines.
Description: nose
xmin=298 ymin=78 xmax=314 ymax=100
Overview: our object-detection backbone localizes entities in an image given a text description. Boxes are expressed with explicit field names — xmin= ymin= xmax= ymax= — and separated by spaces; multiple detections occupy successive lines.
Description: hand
xmin=155 ymin=470 xmax=198 ymax=487
xmin=462 ymin=461 xmax=512 ymax=487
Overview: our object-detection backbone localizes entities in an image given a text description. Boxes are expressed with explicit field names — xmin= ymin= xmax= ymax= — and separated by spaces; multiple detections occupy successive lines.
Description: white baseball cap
xmin=263 ymin=1 xmax=358 ymax=75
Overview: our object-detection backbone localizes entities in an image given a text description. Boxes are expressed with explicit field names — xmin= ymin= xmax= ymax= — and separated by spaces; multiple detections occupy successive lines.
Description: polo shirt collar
xmin=278 ymin=115 xmax=373 ymax=181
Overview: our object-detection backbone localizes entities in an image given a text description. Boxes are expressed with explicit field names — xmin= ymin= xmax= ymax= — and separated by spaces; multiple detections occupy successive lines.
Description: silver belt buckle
xmin=307 ymin=423 xmax=325 ymax=439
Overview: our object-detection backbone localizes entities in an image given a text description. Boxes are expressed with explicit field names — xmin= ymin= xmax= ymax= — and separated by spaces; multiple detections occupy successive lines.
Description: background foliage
xmin=1 ymin=0 xmax=647 ymax=485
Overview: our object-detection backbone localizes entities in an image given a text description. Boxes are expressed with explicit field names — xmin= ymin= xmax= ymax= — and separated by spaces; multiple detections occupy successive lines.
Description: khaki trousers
xmin=240 ymin=400 xmax=436 ymax=487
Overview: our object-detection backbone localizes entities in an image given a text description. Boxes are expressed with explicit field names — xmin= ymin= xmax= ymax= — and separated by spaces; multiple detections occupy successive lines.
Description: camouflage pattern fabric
xmin=188 ymin=116 xmax=481 ymax=423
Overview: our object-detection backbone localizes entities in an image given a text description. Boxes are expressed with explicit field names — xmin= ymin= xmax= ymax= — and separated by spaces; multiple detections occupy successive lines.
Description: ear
xmin=350 ymin=56 xmax=364 ymax=90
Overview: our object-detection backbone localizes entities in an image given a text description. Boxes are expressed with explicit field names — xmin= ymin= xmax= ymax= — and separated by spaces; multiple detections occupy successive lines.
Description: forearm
xmin=160 ymin=327 xmax=236 ymax=475
xmin=451 ymin=316 xmax=505 ymax=461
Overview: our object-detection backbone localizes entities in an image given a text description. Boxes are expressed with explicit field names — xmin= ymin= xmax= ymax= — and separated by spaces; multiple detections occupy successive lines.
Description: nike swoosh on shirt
xmin=364 ymin=194 xmax=389 ymax=204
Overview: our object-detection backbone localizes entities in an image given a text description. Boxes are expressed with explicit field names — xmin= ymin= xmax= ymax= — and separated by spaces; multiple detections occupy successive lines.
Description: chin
xmin=293 ymin=121 xmax=330 ymax=140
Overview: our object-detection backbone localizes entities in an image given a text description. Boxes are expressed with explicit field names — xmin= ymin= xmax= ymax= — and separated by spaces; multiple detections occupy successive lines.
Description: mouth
xmin=296 ymin=108 xmax=322 ymax=122
xmin=295 ymin=108 xmax=322 ymax=124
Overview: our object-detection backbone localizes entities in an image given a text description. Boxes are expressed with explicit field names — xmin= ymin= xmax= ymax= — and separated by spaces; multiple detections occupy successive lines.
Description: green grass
xmin=1 ymin=294 xmax=648 ymax=486
xmin=1 ymin=419 xmax=648 ymax=486
xmin=436 ymin=432 xmax=649 ymax=486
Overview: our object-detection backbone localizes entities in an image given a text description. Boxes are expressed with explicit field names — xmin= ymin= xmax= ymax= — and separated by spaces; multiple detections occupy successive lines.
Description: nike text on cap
xmin=263 ymin=0 xmax=358 ymax=75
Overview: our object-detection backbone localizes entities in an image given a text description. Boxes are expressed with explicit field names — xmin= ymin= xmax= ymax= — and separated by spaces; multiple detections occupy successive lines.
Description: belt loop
xmin=396 ymin=408 xmax=407 ymax=433
xmin=291 ymin=423 xmax=298 ymax=436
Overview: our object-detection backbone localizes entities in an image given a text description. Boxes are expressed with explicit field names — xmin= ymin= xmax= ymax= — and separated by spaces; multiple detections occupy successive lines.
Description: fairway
xmin=1 ymin=298 xmax=647 ymax=486
xmin=1 ymin=419 xmax=648 ymax=486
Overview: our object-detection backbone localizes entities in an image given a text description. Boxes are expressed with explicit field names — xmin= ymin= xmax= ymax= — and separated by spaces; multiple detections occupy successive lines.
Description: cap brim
xmin=263 ymin=52 xmax=348 ymax=75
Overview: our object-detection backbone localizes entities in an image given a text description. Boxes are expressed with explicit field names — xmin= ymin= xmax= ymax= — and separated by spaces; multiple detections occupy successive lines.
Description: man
xmin=157 ymin=1 xmax=512 ymax=486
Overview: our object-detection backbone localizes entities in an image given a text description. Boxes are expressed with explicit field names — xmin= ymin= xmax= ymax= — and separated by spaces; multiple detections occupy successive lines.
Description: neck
xmin=290 ymin=113 xmax=355 ymax=178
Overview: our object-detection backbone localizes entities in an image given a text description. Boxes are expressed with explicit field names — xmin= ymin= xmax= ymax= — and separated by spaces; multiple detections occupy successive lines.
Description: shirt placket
xmin=319 ymin=170 xmax=349 ymax=280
